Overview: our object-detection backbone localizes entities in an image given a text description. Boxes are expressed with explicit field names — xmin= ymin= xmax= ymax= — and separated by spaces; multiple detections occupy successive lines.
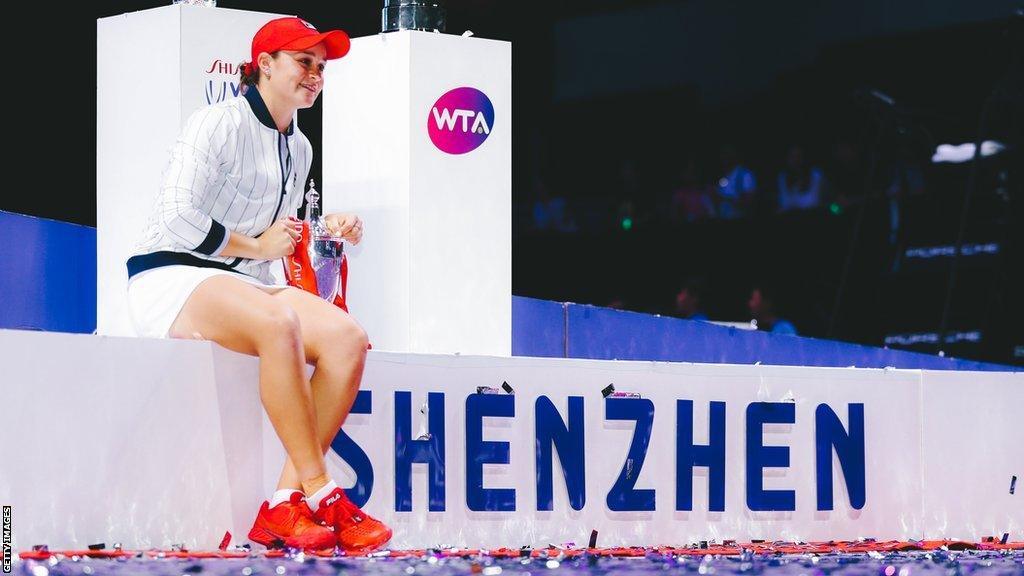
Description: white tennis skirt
xmin=126 ymin=265 xmax=289 ymax=339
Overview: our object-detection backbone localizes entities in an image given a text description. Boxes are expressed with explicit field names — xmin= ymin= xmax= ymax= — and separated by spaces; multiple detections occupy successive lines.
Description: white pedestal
xmin=3 ymin=330 xmax=1021 ymax=548
xmin=322 ymin=31 xmax=512 ymax=356
xmin=96 ymin=6 xmax=285 ymax=336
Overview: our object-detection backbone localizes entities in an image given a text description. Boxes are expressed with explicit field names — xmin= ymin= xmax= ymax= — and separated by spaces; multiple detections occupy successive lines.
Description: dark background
xmin=10 ymin=1 xmax=1023 ymax=364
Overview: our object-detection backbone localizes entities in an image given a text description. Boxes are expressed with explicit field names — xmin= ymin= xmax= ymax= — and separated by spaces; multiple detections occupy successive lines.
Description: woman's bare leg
xmin=168 ymin=275 xmax=327 ymax=489
xmin=266 ymin=288 xmax=369 ymax=492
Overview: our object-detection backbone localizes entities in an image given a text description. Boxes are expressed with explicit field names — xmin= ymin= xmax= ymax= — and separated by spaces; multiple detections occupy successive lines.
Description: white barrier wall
xmin=321 ymin=32 xmax=512 ymax=356
xmin=2 ymin=330 xmax=1020 ymax=550
xmin=97 ymin=6 xmax=285 ymax=336
xmin=920 ymin=370 xmax=1022 ymax=536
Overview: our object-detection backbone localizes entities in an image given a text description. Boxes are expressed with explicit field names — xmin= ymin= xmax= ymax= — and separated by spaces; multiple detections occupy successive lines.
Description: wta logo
xmin=428 ymin=87 xmax=494 ymax=155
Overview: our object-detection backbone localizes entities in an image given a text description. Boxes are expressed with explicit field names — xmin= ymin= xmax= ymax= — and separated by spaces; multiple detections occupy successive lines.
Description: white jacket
xmin=128 ymin=86 xmax=312 ymax=284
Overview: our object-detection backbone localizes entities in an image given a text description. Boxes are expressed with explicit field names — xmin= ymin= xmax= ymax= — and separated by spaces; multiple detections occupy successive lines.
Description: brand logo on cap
xmin=301 ymin=19 xmax=317 ymax=30
xmin=428 ymin=87 xmax=494 ymax=155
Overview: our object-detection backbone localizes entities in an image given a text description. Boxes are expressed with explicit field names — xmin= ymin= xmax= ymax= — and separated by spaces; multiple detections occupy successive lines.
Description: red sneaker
xmin=313 ymin=488 xmax=392 ymax=553
xmin=248 ymin=492 xmax=337 ymax=550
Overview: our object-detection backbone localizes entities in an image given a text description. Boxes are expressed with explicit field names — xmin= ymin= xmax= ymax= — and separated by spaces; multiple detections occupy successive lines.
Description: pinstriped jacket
xmin=127 ymin=86 xmax=312 ymax=284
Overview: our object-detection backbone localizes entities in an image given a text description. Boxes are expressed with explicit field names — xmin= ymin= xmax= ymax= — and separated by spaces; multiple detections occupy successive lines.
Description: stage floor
xmin=13 ymin=544 xmax=1024 ymax=576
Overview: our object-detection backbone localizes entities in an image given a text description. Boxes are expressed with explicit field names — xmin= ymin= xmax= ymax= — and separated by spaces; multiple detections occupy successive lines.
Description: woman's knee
xmin=254 ymin=302 xmax=303 ymax=352
xmin=321 ymin=314 xmax=369 ymax=360
xmin=347 ymin=321 xmax=369 ymax=353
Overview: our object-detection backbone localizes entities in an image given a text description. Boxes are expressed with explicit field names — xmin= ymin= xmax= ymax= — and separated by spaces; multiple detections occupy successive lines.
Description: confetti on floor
xmin=12 ymin=542 xmax=1024 ymax=576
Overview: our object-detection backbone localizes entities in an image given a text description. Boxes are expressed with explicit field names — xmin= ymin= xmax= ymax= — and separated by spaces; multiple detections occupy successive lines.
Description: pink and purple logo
xmin=427 ymin=87 xmax=494 ymax=155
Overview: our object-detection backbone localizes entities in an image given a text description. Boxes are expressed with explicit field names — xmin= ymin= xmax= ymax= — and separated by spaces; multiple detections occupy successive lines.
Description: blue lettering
xmin=394 ymin=391 xmax=446 ymax=511
xmin=605 ymin=398 xmax=656 ymax=511
xmin=746 ymin=402 xmax=795 ymax=511
xmin=535 ymin=396 xmax=586 ymax=511
xmin=815 ymin=403 xmax=866 ymax=510
xmin=466 ymin=394 xmax=516 ymax=511
xmin=330 ymin=390 xmax=374 ymax=507
xmin=676 ymin=400 xmax=726 ymax=511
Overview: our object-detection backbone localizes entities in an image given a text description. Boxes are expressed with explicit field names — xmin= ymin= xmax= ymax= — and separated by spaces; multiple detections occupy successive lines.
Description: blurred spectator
xmin=530 ymin=175 xmax=576 ymax=232
xmin=777 ymin=145 xmax=824 ymax=212
xmin=714 ymin=145 xmax=757 ymax=219
xmin=674 ymin=277 xmax=709 ymax=321
xmin=748 ymin=284 xmax=797 ymax=335
xmin=670 ymin=158 xmax=715 ymax=222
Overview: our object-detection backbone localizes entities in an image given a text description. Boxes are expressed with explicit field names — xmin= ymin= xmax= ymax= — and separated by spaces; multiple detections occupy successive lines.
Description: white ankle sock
xmin=269 ymin=489 xmax=303 ymax=508
xmin=306 ymin=480 xmax=340 ymax=513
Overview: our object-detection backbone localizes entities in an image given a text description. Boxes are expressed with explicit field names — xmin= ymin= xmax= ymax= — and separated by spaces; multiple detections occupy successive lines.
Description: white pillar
xmin=96 ymin=6 xmax=285 ymax=336
xmin=321 ymin=31 xmax=512 ymax=356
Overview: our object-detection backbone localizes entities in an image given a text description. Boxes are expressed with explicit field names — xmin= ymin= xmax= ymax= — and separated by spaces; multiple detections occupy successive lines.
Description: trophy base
xmin=382 ymin=2 xmax=446 ymax=33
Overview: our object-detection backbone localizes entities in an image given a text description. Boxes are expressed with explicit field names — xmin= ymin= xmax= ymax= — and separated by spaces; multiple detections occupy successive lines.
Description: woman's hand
xmin=323 ymin=213 xmax=363 ymax=245
xmin=256 ymin=216 xmax=303 ymax=258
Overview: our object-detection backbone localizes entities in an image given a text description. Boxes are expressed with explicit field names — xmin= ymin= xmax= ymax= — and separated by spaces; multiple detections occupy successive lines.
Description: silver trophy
xmin=304 ymin=179 xmax=345 ymax=302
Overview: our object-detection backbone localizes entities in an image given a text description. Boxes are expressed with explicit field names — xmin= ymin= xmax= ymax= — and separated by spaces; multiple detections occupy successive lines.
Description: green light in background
xmin=829 ymin=203 xmax=842 ymax=215
xmin=621 ymin=217 xmax=633 ymax=231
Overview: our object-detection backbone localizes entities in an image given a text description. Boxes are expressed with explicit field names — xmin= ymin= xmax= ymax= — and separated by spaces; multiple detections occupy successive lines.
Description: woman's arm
xmin=323 ymin=213 xmax=363 ymax=245
xmin=155 ymin=106 xmax=240 ymax=257
xmin=219 ymin=217 xmax=303 ymax=259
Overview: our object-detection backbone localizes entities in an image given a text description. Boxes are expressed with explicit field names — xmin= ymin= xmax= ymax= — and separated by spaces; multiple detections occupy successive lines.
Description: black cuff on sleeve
xmin=195 ymin=219 xmax=227 ymax=255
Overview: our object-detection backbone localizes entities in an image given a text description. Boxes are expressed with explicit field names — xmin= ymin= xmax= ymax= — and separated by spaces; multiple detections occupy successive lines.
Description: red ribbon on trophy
xmin=283 ymin=219 xmax=350 ymax=313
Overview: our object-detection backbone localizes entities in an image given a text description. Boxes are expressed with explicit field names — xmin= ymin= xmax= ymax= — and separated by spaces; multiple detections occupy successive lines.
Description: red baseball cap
xmin=249 ymin=17 xmax=351 ymax=69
